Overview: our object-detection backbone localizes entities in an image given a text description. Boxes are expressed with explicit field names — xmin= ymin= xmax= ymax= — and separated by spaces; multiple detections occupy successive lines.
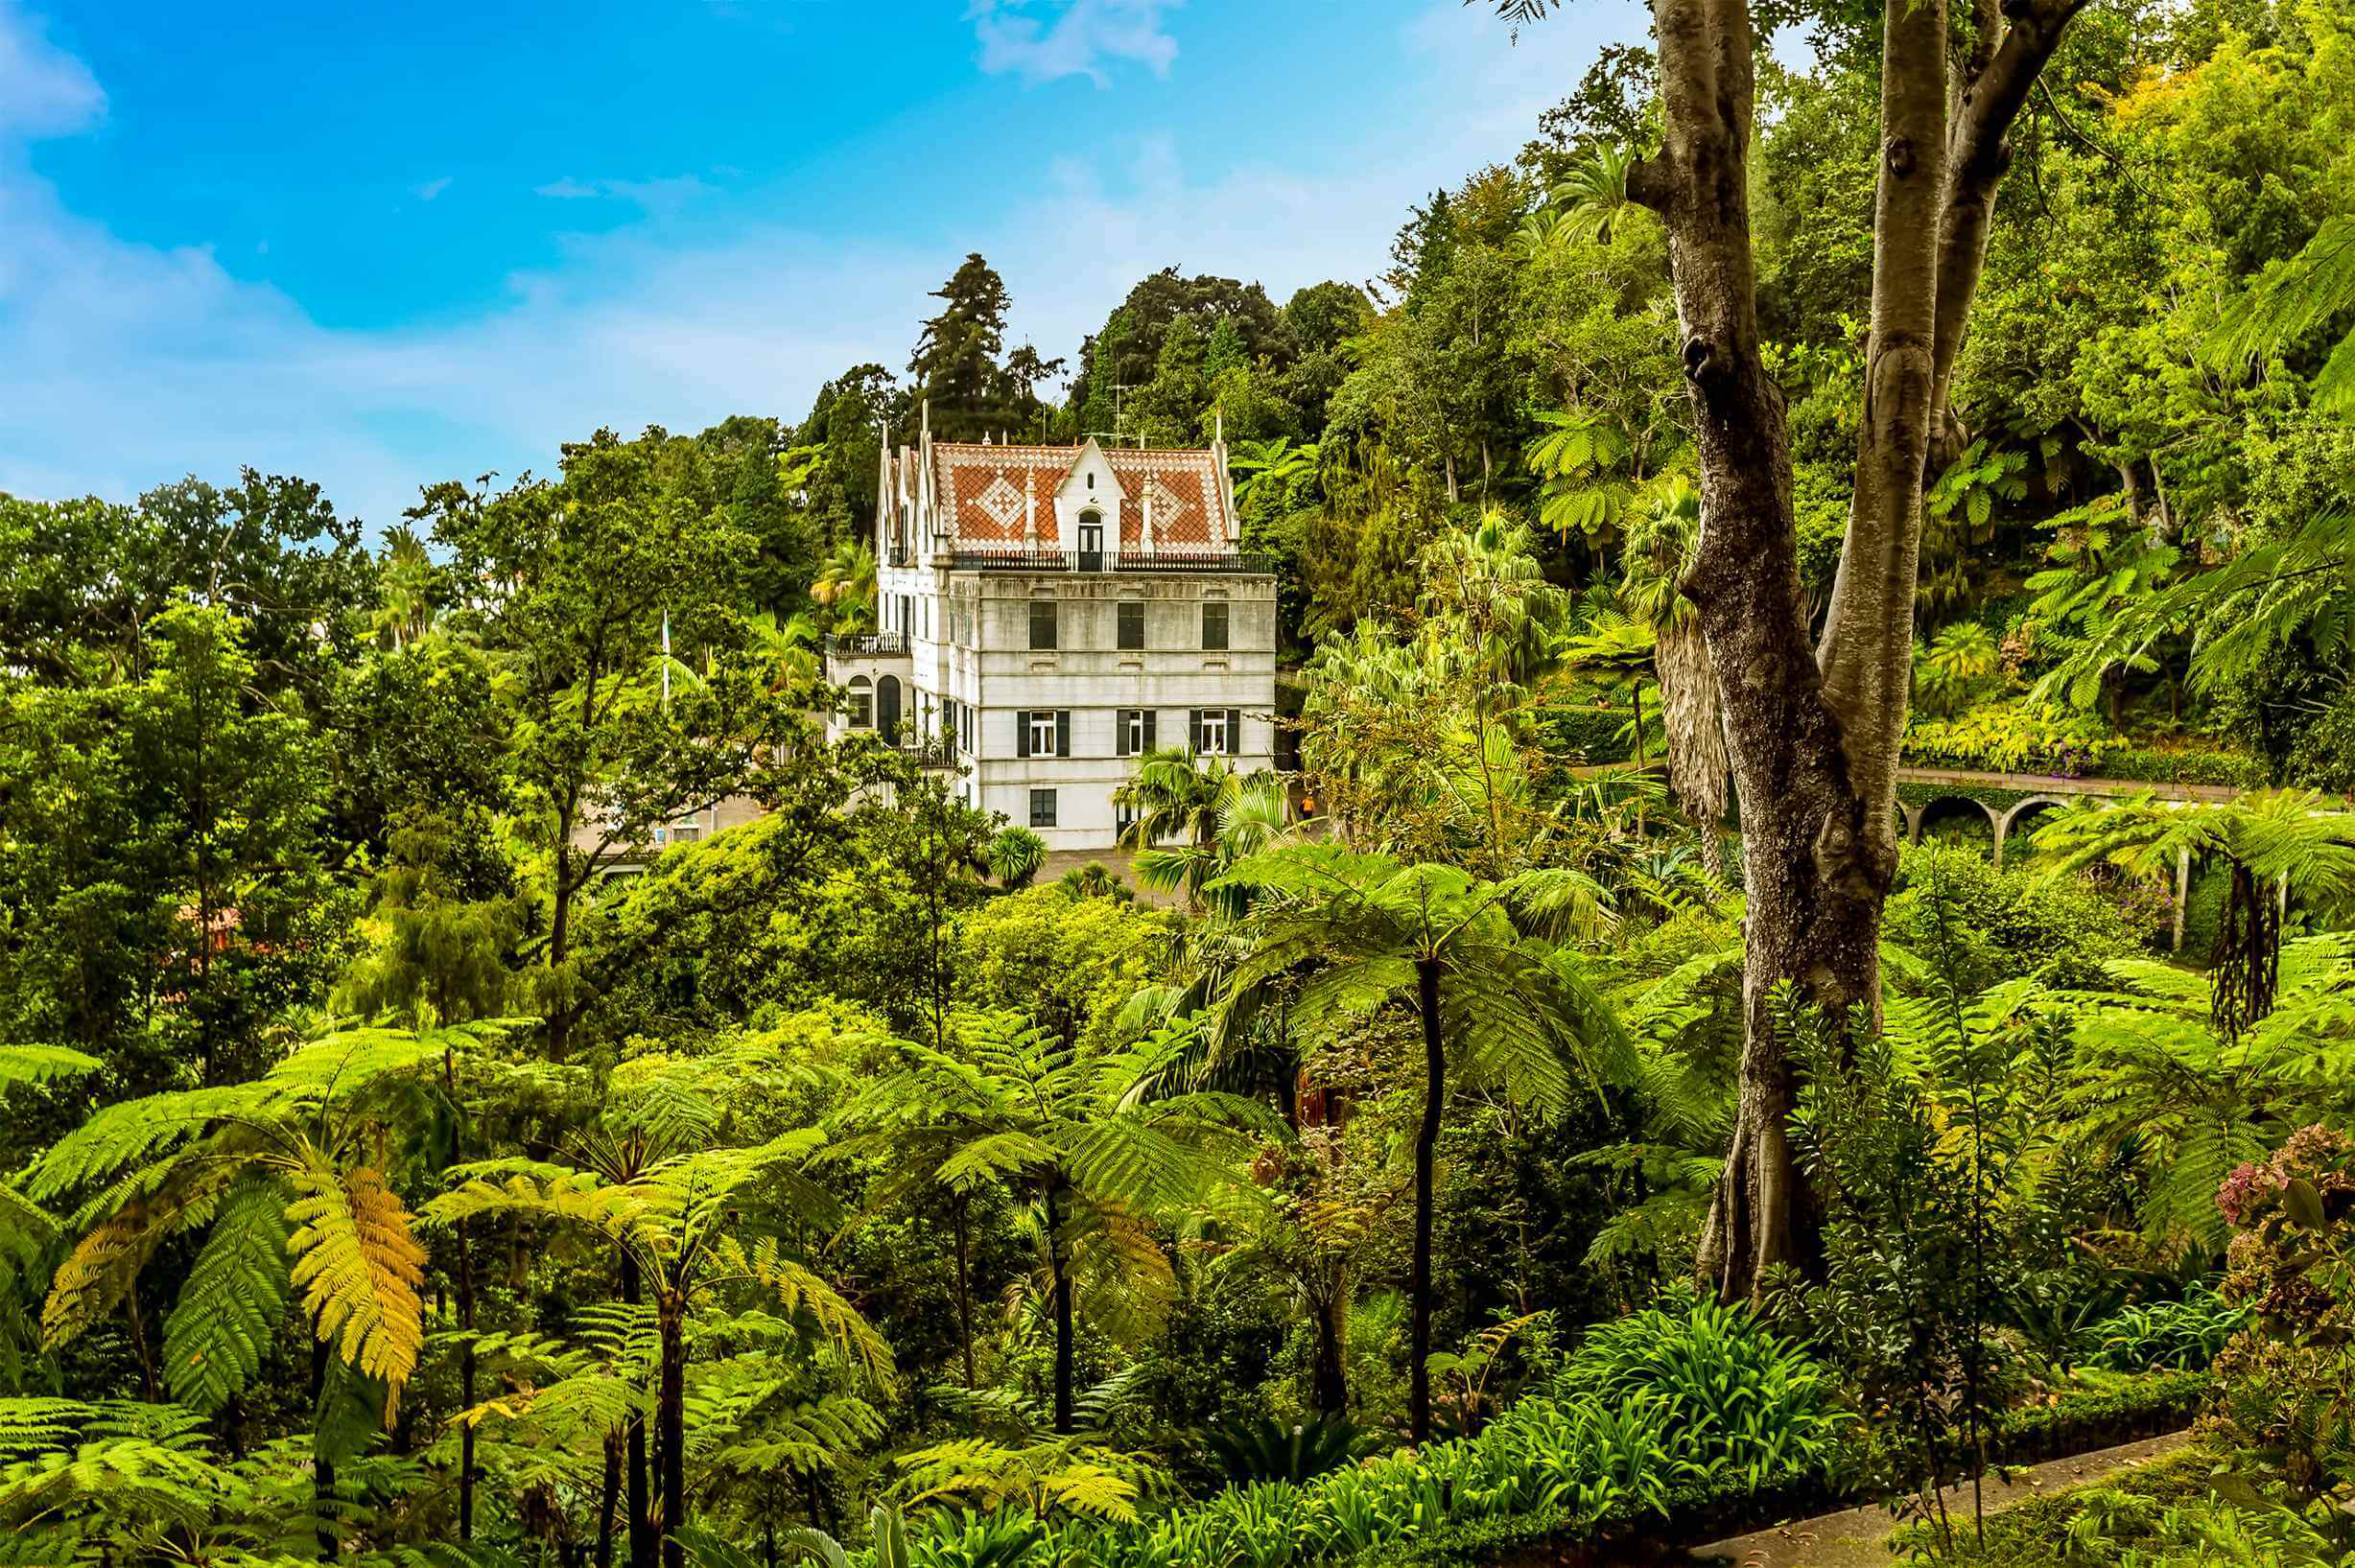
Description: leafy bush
xmin=2086 ymin=1285 xmax=2248 ymax=1373
xmin=1560 ymin=1287 xmax=1849 ymax=1486
xmin=1902 ymin=697 xmax=2122 ymax=775
xmin=2213 ymin=1125 xmax=2355 ymax=1491
xmin=1886 ymin=843 xmax=2137 ymax=989
xmin=1200 ymin=1414 xmax=1360 ymax=1486
xmin=1538 ymin=704 xmax=1662 ymax=765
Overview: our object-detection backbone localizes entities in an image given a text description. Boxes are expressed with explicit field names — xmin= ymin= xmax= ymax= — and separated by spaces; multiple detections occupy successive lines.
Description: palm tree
xmin=744 ymin=610 xmax=822 ymax=693
xmin=1547 ymin=142 xmax=1635 ymax=244
xmin=373 ymin=524 xmax=441 ymax=649
xmin=1209 ymin=845 xmax=1629 ymax=1442
xmin=424 ymin=1049 xmax=886 ymax=1568
xmin=1056 ymin=861 xmax=1133 ymax=902
xmin=1116 ymin=749 xmax=1296 ymax=911
xmin=810 ymin=542 xmax=878 ymax=633
xmin=838 ymin=1011 xmax=1268 ymax=1433
xmin=986 ymin=825 xmax=1048 ymax=890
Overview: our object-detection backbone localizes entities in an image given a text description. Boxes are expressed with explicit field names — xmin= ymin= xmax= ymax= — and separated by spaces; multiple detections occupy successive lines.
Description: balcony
xmin=823 ymin=632 xmax=908 ymax=659
xmin=944 ymin=548 xmax=1275 ymax=574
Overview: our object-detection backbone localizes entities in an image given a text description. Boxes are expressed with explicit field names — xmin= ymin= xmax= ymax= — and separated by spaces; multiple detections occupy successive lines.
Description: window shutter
xmin=1055 ymin=710 xmax=1071 ymax=758
xmin=1116 ymin=710 xmax=1131 ymax=758
xmin=1143 ymin=710 xmax=1158 ymax=751
xmin=1016 ymin=711 xmax=1031 ymax=759
xmin=1189 ymin=710 xmax=1203 ymax=753
xmin=1228 ymin=710 xmax=1242 ymax=755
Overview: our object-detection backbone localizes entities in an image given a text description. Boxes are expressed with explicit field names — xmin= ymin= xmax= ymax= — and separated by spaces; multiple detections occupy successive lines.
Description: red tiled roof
xmin=929 ymin=441 xmax=1230 ymax=549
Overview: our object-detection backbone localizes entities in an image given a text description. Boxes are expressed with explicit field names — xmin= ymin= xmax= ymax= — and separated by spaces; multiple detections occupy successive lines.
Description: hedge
xmin=2097 ymin=747 xmax=2270 ymax=789
xmin=1357 ymin=1371 xmax=2214 ymax=1567
xmin=1540 ymin=705 xmax=1664 ymax=765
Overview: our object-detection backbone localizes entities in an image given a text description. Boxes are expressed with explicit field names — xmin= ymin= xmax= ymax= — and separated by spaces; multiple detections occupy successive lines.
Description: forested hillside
xmin=1 ymin=0 xmax=2353 ymax=1562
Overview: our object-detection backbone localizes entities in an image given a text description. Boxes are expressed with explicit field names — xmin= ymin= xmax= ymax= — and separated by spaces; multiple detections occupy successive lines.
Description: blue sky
xmin=0 ymin=0 xmax=1645 ymax=528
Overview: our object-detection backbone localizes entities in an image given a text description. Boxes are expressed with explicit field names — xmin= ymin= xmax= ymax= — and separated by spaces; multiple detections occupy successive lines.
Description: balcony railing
xmin=943 ymin=548 xmax=1275 ymax=574
xmin=1116 ymin=550 xmax=1276 ymax=574
xmin=823 ymin=631 xmax=908 ymax=659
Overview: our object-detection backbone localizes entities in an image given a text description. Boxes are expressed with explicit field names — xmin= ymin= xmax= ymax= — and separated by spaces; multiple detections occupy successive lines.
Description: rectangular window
xmin=1029 ymin=599 xmax=1059 ymax=651
xmin=1118 ymin=708 xmax=1151 ymax=757
xmin=1116 ymin=797 xmax=1138 ymax=842
xmin=1118 ymin=601 xmax=1145 ymax=650
xmin=1028 ymin=711 xmax=1058 ymax=757
xmin=1029 ymin=788 xmax=1057 ymax=829
xmin=1202 ymin=601 xmax=1230 ymax=650
xmin=848 ymin=687 xmax=873 ymax=728
xmin=1195 ymin=708 xmax=1230 ymax=757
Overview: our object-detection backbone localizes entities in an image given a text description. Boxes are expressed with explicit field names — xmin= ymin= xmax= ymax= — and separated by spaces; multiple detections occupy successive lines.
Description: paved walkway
xmin=1684 ymin=1430 xmax=2192 ymax=1567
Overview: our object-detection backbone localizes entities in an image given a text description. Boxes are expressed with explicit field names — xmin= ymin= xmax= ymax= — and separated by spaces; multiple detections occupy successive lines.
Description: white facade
xmin=826 ymin=418 xmax=1277 ymax=851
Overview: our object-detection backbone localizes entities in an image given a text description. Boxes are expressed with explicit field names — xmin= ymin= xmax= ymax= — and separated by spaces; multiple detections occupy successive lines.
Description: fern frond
xmin=163 ymin=1182 xmax=291 ymax=1413
xmin=285 ymin=1161 xmax=426 ymax=1416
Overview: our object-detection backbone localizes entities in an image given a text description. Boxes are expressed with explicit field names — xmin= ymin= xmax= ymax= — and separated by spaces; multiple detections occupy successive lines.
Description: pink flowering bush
xmin=2213 ymin=1126 xmax=2355 ymax=1492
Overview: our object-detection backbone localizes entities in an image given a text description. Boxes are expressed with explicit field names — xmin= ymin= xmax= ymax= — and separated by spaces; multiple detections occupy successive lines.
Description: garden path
xmin=1684 ymin=1429 xmax=2192 ymax=1567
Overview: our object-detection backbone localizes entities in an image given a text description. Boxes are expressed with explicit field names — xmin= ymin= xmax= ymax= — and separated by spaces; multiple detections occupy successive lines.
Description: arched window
xmin=847 ymin=676 xmax=873 ymax=729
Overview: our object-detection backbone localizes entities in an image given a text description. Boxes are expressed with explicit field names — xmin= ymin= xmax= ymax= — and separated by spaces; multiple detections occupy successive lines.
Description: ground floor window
xmin=1029 ymin=788 xmax=1057 ymax=829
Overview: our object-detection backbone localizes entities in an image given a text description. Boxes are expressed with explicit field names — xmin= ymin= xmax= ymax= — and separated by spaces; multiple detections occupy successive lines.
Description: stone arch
xmin=1911 ymin=794 xmax=2003 ymax=854
xmin=1994 ymin=793 xmax=2071 ymax=870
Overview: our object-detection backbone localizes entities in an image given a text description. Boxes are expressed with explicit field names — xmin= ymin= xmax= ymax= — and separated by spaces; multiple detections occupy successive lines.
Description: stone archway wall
xmin=1993 ymin=794 xmax=2069 ymax=870
xmin=1906 ymin=794 xmax=2004 ymax=851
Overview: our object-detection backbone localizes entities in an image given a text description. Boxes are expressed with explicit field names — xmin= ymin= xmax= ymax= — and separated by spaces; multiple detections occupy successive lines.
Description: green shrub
xmin=1885 ymin=1445 xmax=2215 ymax=1566
xmin=1902 ymin=698 xmax=2122 ymax=775
xmin=1992 ymin=1369 xmax=2214 ymax=1462
xmin=1886 ymin=843 xmax=2138 ymax=989
xmin=2086 ymin=1285 xmax=2248 ymax=1373
xmin=1560 ymin=1286 xmax=1849 ymax=1486
xmin=2285 ymin=686 xmax=2355 ymax=796
xmin=1200 ymin=1414 xmax=1360 ymax=1486
xmin=911 ymin=1390 xmax=1691 ymax=1568
xmin=1538 ymin=704 xmax=1663 ymax=766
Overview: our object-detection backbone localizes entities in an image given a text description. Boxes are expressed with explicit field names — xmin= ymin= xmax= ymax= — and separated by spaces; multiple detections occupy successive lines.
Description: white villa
xmin=824 ymin=410 xmax=1278 ymax=852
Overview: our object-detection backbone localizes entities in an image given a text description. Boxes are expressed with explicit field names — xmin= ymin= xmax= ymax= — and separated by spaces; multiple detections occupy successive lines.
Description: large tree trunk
xmin=1625 ymin=0 xmax=2082 ymax=1299
xmin=1409 ymin=957 xmax=1444 ymax=1445
xmin=1655 ymin=614 xmax=1729 ymax=878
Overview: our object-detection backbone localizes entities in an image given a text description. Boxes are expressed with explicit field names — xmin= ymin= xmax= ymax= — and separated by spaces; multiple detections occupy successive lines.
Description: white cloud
xmin=0 ymin=1 xmax=99 ymax=137
xmin=414 ymin=176 xmax=453 ymax=201
xmin=967 ymin=0 xmax=1180 ymax=85
xmin=532 ymin=174 xmax=715 ymax=214
xmin=0 ymin=0 xmax=1643 ymax=529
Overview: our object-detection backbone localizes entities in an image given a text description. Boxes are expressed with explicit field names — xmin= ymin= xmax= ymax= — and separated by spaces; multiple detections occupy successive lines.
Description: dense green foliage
xmin=3 ymin=0 xmax=2355 ymax=1563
